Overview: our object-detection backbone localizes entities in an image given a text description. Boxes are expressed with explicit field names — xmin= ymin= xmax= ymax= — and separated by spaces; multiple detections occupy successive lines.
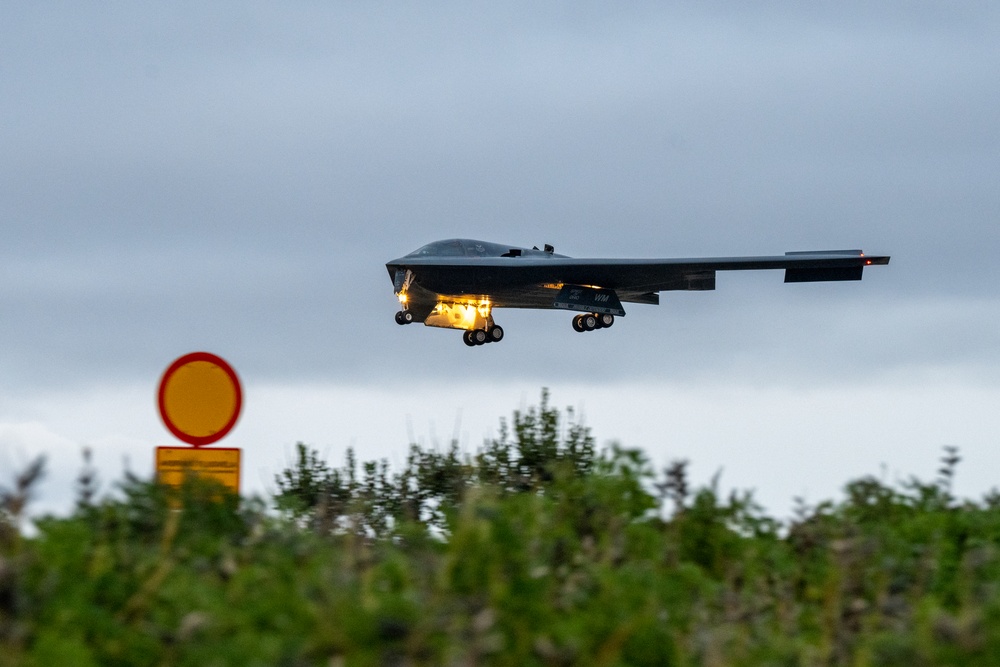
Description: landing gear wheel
xmin=572 ymin=315 xmax=586 ymax=332
xmin=395 ymin=310 xmax=414 ymax=325
xmin=597 ymin=313 xmax=614 ymax=328
xmin=470 ymin=329 xmax=488 ymax=345
xmin=489 ymin=325 xmax=504 ymax=342
xmin=582 ymin=314 xmax=597 ymax=331
xmin=395 ymin=311 xmax=406 ymax=325
xmin=463 ymin=330 xmax=477 ymax=346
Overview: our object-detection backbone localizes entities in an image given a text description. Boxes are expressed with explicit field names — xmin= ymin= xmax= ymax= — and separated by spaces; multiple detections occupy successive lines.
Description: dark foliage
xmin=274 ymin=388 xmax=600 ymax=536
xmin=3 ymin=392 xmax=1000 ymax=665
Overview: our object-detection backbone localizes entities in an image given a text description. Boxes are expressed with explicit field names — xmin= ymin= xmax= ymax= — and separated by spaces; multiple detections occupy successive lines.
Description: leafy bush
xmin=3 ymin=391 xmax=1000 ymax=665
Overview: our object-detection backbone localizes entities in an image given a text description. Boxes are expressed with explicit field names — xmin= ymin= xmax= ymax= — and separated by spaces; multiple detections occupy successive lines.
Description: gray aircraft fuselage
xmin=386 ymin=238 xmax=889 ymax=346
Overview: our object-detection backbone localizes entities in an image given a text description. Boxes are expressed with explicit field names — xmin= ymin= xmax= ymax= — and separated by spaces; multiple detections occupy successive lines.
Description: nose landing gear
xmin=572 ymin=313 xmax=614 ymax=332
xmin=395 ymin=310 xmax=414 ymax=325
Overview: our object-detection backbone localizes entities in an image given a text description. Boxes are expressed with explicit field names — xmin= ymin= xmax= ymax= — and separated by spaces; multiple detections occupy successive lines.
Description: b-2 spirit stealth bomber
xmin=386 ymin=239 xmax=889 ymax=347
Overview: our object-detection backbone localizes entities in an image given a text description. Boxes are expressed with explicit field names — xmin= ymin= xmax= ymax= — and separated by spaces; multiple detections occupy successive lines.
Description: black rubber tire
xmin=463 ymin=331 xmax=477 ymax=346
xmin=489 ymin=326 xmax=504 ymax=342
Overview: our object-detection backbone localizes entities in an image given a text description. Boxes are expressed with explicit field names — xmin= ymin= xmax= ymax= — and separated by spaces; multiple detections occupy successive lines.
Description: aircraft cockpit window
xmin=405 ymin=239 xmax=541 ymax=258
xmin=465 ymin=242 xmax=490 ymax=257
xmin=407 ymin=240 xmax=466 ymax=257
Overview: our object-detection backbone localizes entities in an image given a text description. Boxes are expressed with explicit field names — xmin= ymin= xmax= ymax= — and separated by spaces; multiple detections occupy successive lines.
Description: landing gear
xmin=463 ymin=324 xmax=504 ymax=347
xmin=572 ymin=313 xmax=613 ymax=332
xmin=395 ymin=310 xmax=414 ymax=325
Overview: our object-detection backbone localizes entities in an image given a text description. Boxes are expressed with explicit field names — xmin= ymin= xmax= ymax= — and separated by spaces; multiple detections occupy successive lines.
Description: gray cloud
xmin=2 ymin=2 xmax=997 ymax=396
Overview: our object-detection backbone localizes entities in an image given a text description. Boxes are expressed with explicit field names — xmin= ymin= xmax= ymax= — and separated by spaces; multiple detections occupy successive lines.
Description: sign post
xmin=155 ymin=352 xmax=243 ymax=493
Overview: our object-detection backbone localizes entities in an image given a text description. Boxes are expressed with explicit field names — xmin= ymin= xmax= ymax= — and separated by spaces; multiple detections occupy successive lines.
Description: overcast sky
xmin=3 ymin=2 xmax=998 ymax=518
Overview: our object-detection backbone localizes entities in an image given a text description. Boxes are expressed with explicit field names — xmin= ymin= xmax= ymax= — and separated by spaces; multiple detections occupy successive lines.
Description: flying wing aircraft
xmin=386 ymin=239 xmax=889 ymax=347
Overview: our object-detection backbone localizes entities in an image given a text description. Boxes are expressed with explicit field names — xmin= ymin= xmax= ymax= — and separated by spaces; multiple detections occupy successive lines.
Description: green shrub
xmin=3 ymin=391 xmax=1000 ymax=665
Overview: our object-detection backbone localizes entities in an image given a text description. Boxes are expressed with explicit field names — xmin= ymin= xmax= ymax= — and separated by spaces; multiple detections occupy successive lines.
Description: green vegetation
xmin=3 ymin=391 xmax=1000 ymax=666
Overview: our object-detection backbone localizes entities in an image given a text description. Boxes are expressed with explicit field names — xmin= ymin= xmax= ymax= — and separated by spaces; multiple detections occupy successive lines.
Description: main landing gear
xmin=463 ymin=324 xmax=504 ymax=347
xmin=572 ymin=313 xmax=614 ymax=332
xmin=396 ymin=308 xmax=504 ymax=346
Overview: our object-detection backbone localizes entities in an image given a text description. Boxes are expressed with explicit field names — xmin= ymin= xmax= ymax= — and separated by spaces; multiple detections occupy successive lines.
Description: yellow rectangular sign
xmin=156 ymin=446 xmax=241 ymax=493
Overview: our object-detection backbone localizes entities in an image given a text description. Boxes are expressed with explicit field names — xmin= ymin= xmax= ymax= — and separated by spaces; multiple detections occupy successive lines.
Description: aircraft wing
xmin=386 ymin=241 xmax=890 ymax=343
xmin=387 ymin=250 xmax=890 ymax=305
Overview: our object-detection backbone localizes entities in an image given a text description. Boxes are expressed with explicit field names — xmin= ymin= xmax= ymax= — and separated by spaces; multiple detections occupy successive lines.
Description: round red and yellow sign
xmin=157 ymin=352 xmax=242 ymax=447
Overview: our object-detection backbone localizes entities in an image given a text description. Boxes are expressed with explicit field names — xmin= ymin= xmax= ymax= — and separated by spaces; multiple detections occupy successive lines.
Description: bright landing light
xmin=424 ymin=300 xmax=492 ymax=330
